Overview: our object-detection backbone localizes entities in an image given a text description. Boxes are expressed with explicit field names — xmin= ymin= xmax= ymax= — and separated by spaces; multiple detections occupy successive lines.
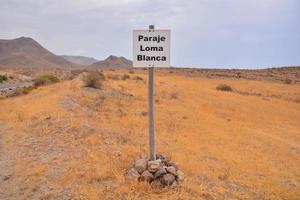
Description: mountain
xmin=89 ymin=55 xmax=132 ymax=69
xmin=0 ymin=37 xmax=78 ymax=69
xmin=61 ymin=55 xmax=98 ymax=65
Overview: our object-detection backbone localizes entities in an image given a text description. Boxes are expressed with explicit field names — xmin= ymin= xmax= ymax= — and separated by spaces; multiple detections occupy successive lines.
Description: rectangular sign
xmin=133 ymin=30 xmax=170 ymax=67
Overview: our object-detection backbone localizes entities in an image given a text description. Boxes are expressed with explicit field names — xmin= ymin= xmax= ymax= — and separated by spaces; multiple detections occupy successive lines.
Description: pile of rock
xmin=127 ymin=154 xmax=184 ymax=187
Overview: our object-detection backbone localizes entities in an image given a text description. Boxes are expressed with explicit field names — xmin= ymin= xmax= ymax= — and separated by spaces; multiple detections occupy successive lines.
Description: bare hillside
xmin=0 ymin=37 xmax=78 ymax=69
xmin=89 ymin=55 xmax=132 ymax=69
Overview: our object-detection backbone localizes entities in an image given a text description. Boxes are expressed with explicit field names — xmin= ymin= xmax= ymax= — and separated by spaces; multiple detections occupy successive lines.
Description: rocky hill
xmin=89 ymin=55 xmax=132 ymax=69
xmin=0 ymin=37 xmax=78 ymax=69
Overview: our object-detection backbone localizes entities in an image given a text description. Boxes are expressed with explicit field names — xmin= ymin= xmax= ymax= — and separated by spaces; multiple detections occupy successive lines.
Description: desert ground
xmin=0 ymin=68 xmax=300 ymax=199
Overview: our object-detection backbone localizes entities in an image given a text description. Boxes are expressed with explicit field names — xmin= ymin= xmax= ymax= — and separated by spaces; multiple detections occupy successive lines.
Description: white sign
xmin=133 ymin=30 xmax=170 ymax=67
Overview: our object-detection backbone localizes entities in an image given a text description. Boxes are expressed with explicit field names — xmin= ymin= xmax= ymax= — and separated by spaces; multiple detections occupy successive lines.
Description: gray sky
xmin=0 ymin=0 xmax=299 ymax=68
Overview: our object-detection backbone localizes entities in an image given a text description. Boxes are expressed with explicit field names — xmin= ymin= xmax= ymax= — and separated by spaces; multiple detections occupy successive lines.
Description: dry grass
xmin=0 ymin=69 xmax=300 ymax=199
xmin=216 ymin=84 xmax=233 ymax=91
xmin=33 ymin=74 xmax=60 ymax=87
xmin=82 ymin=71 xmax=105 ymax=89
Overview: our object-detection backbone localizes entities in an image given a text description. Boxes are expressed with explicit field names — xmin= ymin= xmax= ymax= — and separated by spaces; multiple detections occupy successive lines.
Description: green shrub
xmin=216 ymin=84 xmax=233 ymax=92
xmin=33 ymin=74 xmax=59 ymax=87
xmin=82 ymin=71 xmax=105 ymax=89
xmin=0 ymin=75 xmax=8 ymax=83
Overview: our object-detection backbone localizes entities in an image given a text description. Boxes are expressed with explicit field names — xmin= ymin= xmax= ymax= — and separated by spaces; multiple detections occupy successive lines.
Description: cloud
xmin=0 ymin=0 xmax=299 ymax=67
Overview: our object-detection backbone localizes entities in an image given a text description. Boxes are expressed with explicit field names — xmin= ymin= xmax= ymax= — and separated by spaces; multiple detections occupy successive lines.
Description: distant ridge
xmin=0 ymin=37 xmax=78 ymax=69
xmin=61 ymin=55 xmax=98 ymax=65
xmin=89 ymin=55 xmax=132 ymax=69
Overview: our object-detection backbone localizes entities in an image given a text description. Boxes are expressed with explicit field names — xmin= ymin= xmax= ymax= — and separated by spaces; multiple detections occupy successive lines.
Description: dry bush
xmin=9 ymin=86 xmax=34 ymax=97
xmin=170 ymin=93 xmax=178 ymax=99
xmin=33 ymin=74 xmax=60 ymax=87
xmin=82 ymin=71 xmax=105 ymax=89
xmin=122 ymin=74 xmax=130 ymax=80
xmin=129 ymin=70 xmax=134 ymax=74
xmin=283 ymin=79 xmax=292 ymax=84
xmin=216 ymin=84 xmax=233 ymax=92
xmin=0 ymin=74 xmax=8 ymax=83
xmin=107 ymin=74 xmax=121 ymax=80
xmin=132 ymin=76 xmax=143 ymax=81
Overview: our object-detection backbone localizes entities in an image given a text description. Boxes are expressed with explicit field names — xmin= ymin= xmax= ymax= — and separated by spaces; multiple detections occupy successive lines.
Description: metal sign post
xmin=132 ymin=25 xmax=170 ymax=161
xmin=148 ymin=25 xmax=156 ymax=160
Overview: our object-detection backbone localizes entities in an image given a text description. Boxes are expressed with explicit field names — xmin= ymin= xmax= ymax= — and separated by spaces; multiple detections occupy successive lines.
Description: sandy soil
xmin=0 ymin=69 xmax=299 ymax=199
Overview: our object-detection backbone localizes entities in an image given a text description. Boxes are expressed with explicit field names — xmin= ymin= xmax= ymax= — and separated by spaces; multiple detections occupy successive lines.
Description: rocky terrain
xmin=89 ymin=55 xmax=133 ymax=69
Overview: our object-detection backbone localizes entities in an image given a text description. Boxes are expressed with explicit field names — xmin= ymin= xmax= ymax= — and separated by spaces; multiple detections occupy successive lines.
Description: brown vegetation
xmin=82 ymin=71 xmax=105 ymax=89
xmin=0 ymin=68 xmax=299 ymax=199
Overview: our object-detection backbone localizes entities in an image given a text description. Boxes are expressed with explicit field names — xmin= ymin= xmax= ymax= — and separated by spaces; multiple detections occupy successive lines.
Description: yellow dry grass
xmin=0 ymin=69 xmax=299 ymax=199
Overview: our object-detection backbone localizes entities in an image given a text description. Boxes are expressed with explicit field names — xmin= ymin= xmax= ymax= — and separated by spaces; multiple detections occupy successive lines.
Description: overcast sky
xmin=0 ymin=0 xmax=299 ymax=68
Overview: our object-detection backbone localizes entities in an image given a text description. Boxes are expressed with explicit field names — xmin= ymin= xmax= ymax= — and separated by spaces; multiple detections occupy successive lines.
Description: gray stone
xmin=126 ymin=168 xmax=140 ymax=180
xmin=148 ymin=160 xmax=160 ymax=173
xmin=171 ymin=180 xmax=178 ymax=188
xmin=134 ymin=158 xmax=147 ymax=174
xmin=167 ymin=161 xmax=178 ymax=170
xmin=162 ymin=174 xmax=175 ymax=186
xmin=166 ymin=166 xmax=177 ymax=176
xmin=154 ymin=168 xmax=167 ymax=179
xmin=176 ymin=170 xmax=184 ymax=181
xmin=139 ymin=170 xmax=154 ymax=182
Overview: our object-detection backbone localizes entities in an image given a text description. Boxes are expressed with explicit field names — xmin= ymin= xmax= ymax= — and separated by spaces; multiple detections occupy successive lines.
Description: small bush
xmin=129 ymin=70 xmax=134 ymax=74
xmin=107 ymin=74 xmax=121 ymax=80
xmin=216 ymin=84 xmax=233 ymax=92
xmin=33 ymin=74 xmax=59 ymax=87
xmin=0 ymin=75 xmax=8 ymax=83
xmin=284 ymin=79 xmax=292 ymax=84
xmin=83 ymin=71 xmax=105 ymax=89
xmin=122 ymin=74 xmax=130 ymax=80
xmin=9 ymin=86 xmax=34 ymax=97
xmin=22 ymin=86 xmax=34 ymax=94
xmin=170 ymin=93 xmax=178 ymax=99
xmin=132 ymin=76 xmax=143 ymax=81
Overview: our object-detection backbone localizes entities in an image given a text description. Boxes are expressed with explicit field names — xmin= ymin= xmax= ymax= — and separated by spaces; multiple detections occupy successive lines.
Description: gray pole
xmin=148 ymin=25 xmax=156 ymax=161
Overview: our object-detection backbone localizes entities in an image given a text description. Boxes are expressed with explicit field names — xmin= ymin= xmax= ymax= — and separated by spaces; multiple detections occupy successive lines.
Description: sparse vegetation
xmin=122 ymin=74 xmax=130 ymax=80
xmin=170 ymin=92 xmax=178 ymax=99
xmin=0 ymin=75 xmax=8 ymax=83
xmin=132 ymin=76 xmax=143 ymax=81
xmin=82 ymin=71 xmax=105 ymax=89
xmin=129 ymin=70 xmax=134 ymax=74
xmin=9 ymin=86 xmax=34 ymax=97
xmin=216 ymin=84 xmax=233 ymax=92
xmin=33 ymin=74 xmax=60 ymax=87
xmin=107 ymin=74 xmax=121 ymax=80
xmin=284 ymin=79 xmax=292 ymax=84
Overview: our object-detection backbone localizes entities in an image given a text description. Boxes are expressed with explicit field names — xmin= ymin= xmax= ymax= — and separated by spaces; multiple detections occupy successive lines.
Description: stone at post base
xmin=130 ymin=153 xmax=184 ymax=188
xmin=176 ymin=170 xmax=184 ymax=182
xmin=139 ymin=170 xmax=154 ymax=182
xmin=162 ymin=174 xmax=175 ymax=186
xmin=166 ymin=166 xmax=177 ymax=176
xmin=134 ymin=158 xmax=148 ymax=174
xmin=126 ymin=168 xmax=140 ymax=180
xmin=154 ymin=168 xmax=167 ymax=179
xmin=148 ymin=160 xmax=160 ymax=173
